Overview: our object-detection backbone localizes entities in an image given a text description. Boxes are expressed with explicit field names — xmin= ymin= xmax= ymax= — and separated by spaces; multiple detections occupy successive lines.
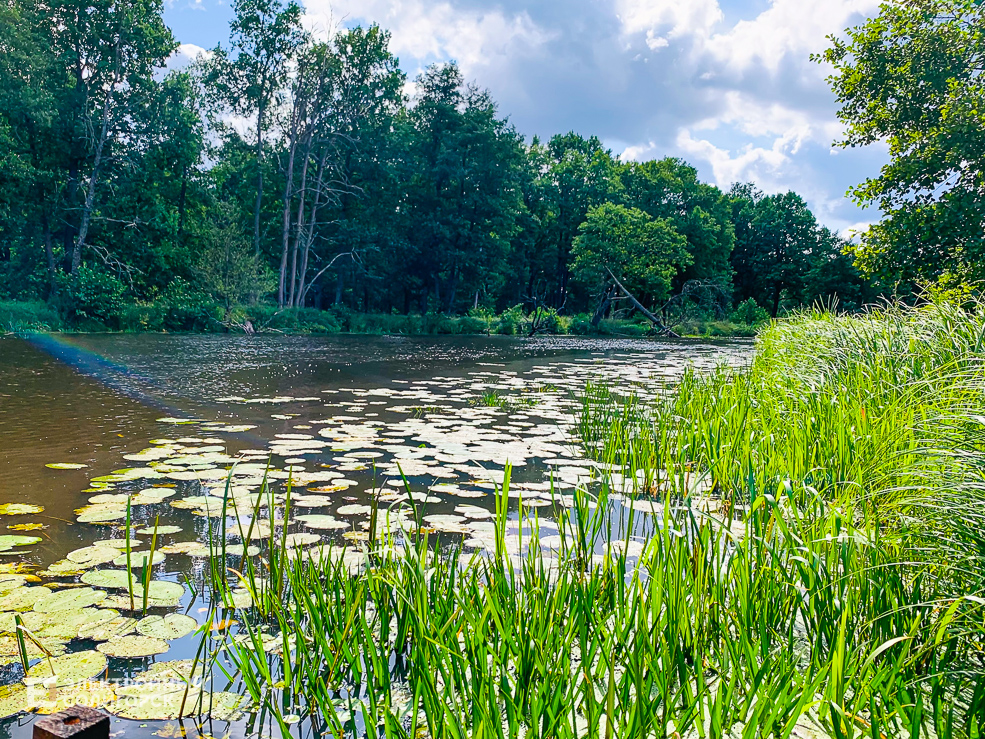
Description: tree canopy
xmin=821 ymin=0 xmax=985 ymax=287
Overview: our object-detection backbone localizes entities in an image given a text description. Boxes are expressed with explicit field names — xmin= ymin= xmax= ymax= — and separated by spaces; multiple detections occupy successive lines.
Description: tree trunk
xmin=591 ymin=284 xmax=614 ymax=327
xmin=278 ymin=130 xmax=298 ymax=308
xmin=289 ymin=141 xmax=313 ymax=307
xmin=71 ymin=50 xmax=119 ymax=276
xmin=42 ymin=213 xmax=57 ymax=299
xmin=252 ymin=103 xmax=265 ymax=258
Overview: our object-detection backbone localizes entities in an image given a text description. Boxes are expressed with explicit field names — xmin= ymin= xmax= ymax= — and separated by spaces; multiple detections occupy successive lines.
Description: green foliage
xmin=572 ymin=203 xmax=690 ymax=308
xmin=729 ymin=297 xmax=769 ymax=325
xmin=821 ymin=0 xmax=985 ymax=286
xmin=59 ymin=267 xmax=128 ymax=328
xmin=0 ymin=301 xmax=61 ymax=333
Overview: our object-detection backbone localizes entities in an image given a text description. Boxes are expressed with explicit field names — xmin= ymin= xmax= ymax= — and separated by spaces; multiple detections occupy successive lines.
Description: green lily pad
xmin=158 ymin=542 xmax=209 ymax=557
xmin=0 ymin=634 xmax=66 ymax=657
xmin=37 ymin=608 xmax=119 ymax=640
xmin=80 ymin=569 xmax=136 ymax=591
xmin=0 ymin=610 xmax=44 ymax=634
xmin=104 ymin=689 xmax=196 ymax=720
xmin=111 ymin=550 xmax=166 ymax=568
xmin=26 ymin=649 xmax=107 ymax=687
xmin=296 ymin=514 xmax=347 ymax=530
xmin=96 ymin=634 xmax=169 ymax=658
xmin=31 ymin=680 xmax=116 ymax=715
xmin=77 ymin=509 xmax=127 ymax=524
xmin=0 ymin=535 xmax=42 ymax=552
xmin=33 ymin=587 xmax=107 ymax=613
xmin=145 ymin=659 xmax=195 ymax=680
xmin=136 ymin=614 xmax=198 ymax=640
xmin=93 ymin=538 xmax=142 ymax=549
xmin=135 ymin=525 xmax=181 ymax=535
xmin=0 ymin=684 xmax=33 ymax=719
xmin=211 ymin=543 xmax=260 ymax=557
xmin=45 ymin=463 xmax=87 ymax=470
xmin=283 ymin=532 xmax=321 ymax=548
xmin=0 ymin=576 xmax=28 ymax=595
xmin=78 ymin=616 xmax=136 ymax=641
xmin=206 ymin=691 xmax=251 ymax=722
xmin=0 ymin=586 xmax=51 ymax=612
xmin=67 ymin=546 xmax=121 ymax=567
xmin=39 ymin=561 xmax=88 ymax=577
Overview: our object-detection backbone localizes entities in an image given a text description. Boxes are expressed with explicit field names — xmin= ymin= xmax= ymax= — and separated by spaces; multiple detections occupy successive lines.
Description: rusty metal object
xmin=33 ymin=706 xmax=109 ymax=739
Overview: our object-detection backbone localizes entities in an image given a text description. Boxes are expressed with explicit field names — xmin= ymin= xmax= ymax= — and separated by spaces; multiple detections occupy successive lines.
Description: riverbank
xmin=0 ymin=299 xmax=761 ymax=338
xmin=199 ymin=301 xmax=985 ymax=736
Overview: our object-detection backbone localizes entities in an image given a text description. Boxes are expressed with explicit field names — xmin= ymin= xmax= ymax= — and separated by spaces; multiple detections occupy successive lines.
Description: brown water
xmin=0 ymin=332 xmax=750 ymax=738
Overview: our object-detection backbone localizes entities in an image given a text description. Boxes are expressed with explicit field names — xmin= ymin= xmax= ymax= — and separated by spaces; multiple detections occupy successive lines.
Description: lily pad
xmin=38 ymin=607 xmax=118 ymax=640
xmin=0 ymin=535 xmax=42 ymax=552
xmin=31 ymin=680 xmax=116 ymax=715
xmin=7 ymin=523 xmax=44 ymax=531
xmin=136 ymin=614 xmax=198 ymax=640
xmin=97 ymin=634 xmax=170 ymax=658
xmin=0 ymin=586 xmax=51 ymax=612
xmin=135 ymin=525 xmax=182 ymax=535
xmin=296 ymin=514 xmax=347 ymax=530
xmin=104 ymin=689 xmax=196 ymax=720
xmin=78 ymin=616 xmax=137 ymax=641
xmin=93 ymin=538 xmax=142 ymax=549
xmin=0 ymin=610 xmax=44 ymax=634
xmin=283 ymin=533 xmax=320 ymax=548
xmin=26 ymin=649 xmax=107 ymax=687
xmin=157 ymin=542 xmax=209 ymax=557
xmin=45 ymin=463 xmax=87 ymax=470
xmin=33 ymin=587 xmax=106 ymax=613
xmin=0 ymin=684 xmax=33 ymax=719
xmin=111 ymin=550 xmax=166 ymax=568
xmin=67 ymin=546 xmax=121 ymax=567
xmin=206 ymin=691 xmax=251 ymax=722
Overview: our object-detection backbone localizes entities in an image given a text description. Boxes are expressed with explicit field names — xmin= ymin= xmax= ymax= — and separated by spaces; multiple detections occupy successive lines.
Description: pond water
xmin=0 ymin=333 xmax=750 ymax=738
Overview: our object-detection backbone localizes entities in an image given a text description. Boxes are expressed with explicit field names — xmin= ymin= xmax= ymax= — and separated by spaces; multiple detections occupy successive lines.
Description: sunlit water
xmin=0 ymin=333 xmax=751 ymax=738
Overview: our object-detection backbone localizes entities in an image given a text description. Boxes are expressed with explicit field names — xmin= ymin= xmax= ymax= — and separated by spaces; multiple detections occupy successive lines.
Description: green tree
xmin=622 ymin=158 xmax=734 ymax=290
xmin=402 ymin=63 xmax=527 ymax=314
xmin=201 ymin=0 xmax=305 ymax=257
xmin=821 ymin=0 xmax=985 ymax=285
xmin=571 ymin=203 xmax=690 ymax=319
xmin=194 ymin=203 xmax=275 ymax=317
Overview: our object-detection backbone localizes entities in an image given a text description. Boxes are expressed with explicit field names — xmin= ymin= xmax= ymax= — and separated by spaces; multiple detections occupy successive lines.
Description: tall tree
xmin=402 ymin=63 xmax=527 ymax=314
xmin=571 ymin=202 xmax=689 ymax=322
xmin=202 ymin=0 xmax=305 ymax=257
xmin=821 ymin=0 xmax=985 ymax=286
xmin=622 ymin=158 xmax=734 ymax=290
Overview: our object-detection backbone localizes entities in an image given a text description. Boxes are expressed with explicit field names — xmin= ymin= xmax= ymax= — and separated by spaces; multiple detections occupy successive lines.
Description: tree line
xmin=0 ymin=0 xmax=898 ymax=329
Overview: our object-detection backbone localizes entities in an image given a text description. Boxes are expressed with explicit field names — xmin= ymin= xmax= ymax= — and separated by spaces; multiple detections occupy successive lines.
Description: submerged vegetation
xmin=186 ymin=302 xmax=985 ymax=737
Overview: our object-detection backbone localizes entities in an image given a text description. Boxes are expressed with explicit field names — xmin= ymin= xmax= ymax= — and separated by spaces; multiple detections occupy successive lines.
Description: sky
xmin=163 ymin=0 xmax=890 ymax=236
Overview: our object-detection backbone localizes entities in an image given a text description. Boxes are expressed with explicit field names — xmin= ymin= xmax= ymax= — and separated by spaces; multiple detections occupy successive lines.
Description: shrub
xmin=0 ymin=300 xmax=61 ymax=332
xmin=730 ymin=297 xmax=769 ymax=326
xmin=58 ymin=266 xmax=129 ymax=329
xmin=496 ymin=305 xmax=527 ymax=335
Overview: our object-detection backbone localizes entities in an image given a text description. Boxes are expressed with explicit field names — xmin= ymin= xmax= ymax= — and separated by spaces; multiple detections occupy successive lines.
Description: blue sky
xmin=164 ymin=0 xmax=889 ymax=235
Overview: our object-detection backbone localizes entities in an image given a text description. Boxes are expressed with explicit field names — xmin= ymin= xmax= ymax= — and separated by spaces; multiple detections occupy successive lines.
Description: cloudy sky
xmin=164 ymin=0 xmax=890 ymax=236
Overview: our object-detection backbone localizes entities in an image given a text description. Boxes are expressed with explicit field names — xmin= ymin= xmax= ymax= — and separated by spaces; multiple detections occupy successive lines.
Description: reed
xmin=201 ymin=300 xmax=985 ymax=738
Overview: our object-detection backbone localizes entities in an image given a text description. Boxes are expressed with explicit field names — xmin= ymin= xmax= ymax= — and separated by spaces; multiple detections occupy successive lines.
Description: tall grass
xmin=204 ymin=301 xmax=985 ymax=737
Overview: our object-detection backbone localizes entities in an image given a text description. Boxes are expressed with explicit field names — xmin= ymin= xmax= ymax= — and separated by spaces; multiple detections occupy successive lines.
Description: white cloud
xmin=705 ymin=0 xmax=881 ymax=73
xmin=304 ymin=0 xmax=552 ymax=74
xmin=615 ymin=0 xmax=722 ymax=38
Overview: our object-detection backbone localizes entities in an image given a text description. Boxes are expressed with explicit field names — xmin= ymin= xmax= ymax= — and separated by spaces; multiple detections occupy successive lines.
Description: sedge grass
xmin=200 ymin=301 xmax=985 ymax=738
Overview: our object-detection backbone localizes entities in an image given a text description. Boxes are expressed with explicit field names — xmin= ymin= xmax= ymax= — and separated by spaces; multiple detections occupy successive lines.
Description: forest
xmin=0 ymin=0 xmax=889 ymax=334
